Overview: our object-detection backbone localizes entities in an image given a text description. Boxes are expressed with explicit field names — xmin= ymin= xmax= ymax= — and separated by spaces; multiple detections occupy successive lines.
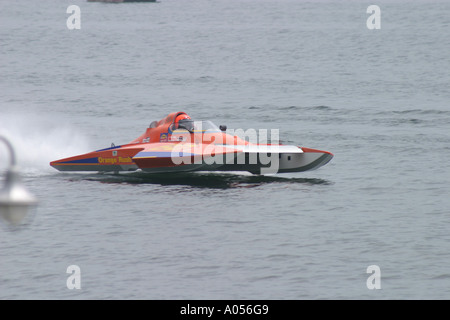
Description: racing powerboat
xmin=50 ymin=112 xmax=333 ymax=174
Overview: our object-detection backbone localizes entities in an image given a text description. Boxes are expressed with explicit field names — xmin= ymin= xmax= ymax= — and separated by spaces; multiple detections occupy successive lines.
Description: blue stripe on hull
xmin=59 ymin=157 xmax=99 ymax=164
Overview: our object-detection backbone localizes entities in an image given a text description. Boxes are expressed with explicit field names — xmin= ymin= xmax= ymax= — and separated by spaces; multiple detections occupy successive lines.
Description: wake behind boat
xmin=50 ymin=112 xmax=333 ymax=175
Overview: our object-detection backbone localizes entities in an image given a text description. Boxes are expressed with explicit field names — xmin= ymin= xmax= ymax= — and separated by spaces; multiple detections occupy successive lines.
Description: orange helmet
xmin=174 ymin=114 xmax=191 ymax=124
xmin=174 ymin=114 xmax=194 ymax=132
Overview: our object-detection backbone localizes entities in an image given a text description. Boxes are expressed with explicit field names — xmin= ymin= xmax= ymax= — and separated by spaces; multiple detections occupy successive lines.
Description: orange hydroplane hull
xmin=50 ymin=112 xmax=333 ymax=174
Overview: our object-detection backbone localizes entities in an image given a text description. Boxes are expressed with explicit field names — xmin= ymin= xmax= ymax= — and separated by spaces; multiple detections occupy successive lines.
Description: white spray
xmin=0 ymin=112 xmax=90 ymax=176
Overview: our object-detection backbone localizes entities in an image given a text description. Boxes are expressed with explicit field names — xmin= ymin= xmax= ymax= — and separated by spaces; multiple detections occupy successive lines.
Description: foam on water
xmin=0 ymin=110 xmax=90 ymax=176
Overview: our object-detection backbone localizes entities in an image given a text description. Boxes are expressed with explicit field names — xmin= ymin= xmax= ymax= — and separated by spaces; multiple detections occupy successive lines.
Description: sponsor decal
xmin=98 ymin=156 xmax=133 ymax=165
xmin=160 ymin=133 xmax=168 ymax=142
xmin=169 ymin=135 xmax=186 ymax=142
xmin=118 ymin=156 xmax=133 ymax=163
xmin=98 ymin=157 xmax=117 ymax=165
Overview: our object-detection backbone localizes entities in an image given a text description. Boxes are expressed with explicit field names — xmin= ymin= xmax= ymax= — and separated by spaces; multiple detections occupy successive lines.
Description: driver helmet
xmin=175 ymin=114 xmax=191 ymax=124
xmin=174 ymin=114 xmax=194 ymax=131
